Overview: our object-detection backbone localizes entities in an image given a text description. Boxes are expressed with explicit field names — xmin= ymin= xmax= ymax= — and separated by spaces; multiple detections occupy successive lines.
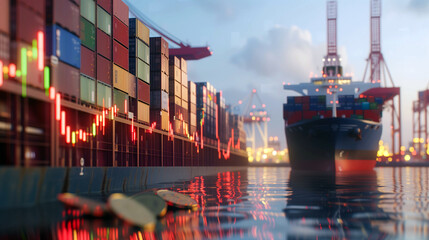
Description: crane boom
xmin=122 ymin=0 xmax=212 ymax=60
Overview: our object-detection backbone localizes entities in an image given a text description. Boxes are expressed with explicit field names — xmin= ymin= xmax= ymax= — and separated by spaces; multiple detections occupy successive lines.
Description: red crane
xmin=122 ymin=0 xmax=212 ymax=60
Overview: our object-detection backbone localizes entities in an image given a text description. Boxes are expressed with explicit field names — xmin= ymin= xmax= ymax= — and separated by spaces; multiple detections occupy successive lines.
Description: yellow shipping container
xmin=113 ymin=64 xmax=129 ymax=93
xmin=182 ymin=85 xmax=188 ymax=102
xmin=182 ymin=100 xmax=188 ymax=110
xmin=181 ymin=70 xmax=188 ymax=86
xmin=161 ymin=110 xmax=169 ymax=131
xmin=137 ymin=20 xmax=149 ymax=45
xmin=138 ymin=101 xmax=150 ymax=123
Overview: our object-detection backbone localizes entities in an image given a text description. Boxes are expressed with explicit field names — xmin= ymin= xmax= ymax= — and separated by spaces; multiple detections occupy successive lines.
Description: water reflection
xmin=1 ymin=167 xmax=429 ymax=239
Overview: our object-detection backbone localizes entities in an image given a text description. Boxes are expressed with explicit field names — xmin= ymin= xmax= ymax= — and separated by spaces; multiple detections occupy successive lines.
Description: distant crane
xmin=361 ymin=0 xmax=401 ymax=157
xmin=122 ymin=0 xmax=212 ymax=60
xmin=235 ymin=89 xmax=270 ymax=155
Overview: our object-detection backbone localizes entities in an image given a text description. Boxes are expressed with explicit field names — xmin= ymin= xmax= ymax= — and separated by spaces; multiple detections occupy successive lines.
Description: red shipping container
xmin=303 ymin=111 xmax=316 ymax=120
xmin=368 ymin=96 xmax=375 ymax=103
xmin=364 ymin=110 xmax=380 ymax=122
xmin=355 ymin=110 xmax=363 ymax=115
xmin=97 ymin=29 xmax=111 ymax=60
xmin=337 ymin=110 xmax=353 ymax=118
xmin=51 ymin=61 xmax=80 ymax=98
xmin=113 ymin=40 xmax=129 ymax=70
xmin=113 ymin=0 xmax=129 ymax=26
xmin=81 ymin=46 xmax=96 ymax=78
xmin=303 ymin=104 xmax=309 ymax=111
xmin=97 ymin=54 xmax=112 ymax=85
xmin=137 ymin=79 xmax=150 ymax=104
xmin=17 ymin=0 xmax=46 ymax=17
xmin=97 ymin=0 xmax=112 ymax=13
xmin=13 ymin=4 xmax=44 ymax=44
xmin=303 ymin=96 xmax=310 ymax=104
xmin=113 ymin=16 xmax=129 ymax=48
xmin=294 ymin=96 xmax=303 ymax=104
xmin=0 ymin=33 xmax=10 ymax=64
xmin=0 ymin=0 xmax=10 ymax=34
xmin=48 ymin=0 xmax=80 ymax=36
xmin=325 ymin=110 xmax=332 ymax=118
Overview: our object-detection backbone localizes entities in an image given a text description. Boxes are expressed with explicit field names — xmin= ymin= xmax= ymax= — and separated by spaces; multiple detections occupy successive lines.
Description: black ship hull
xmin=285 ymin=118 xmax=382 ymax=172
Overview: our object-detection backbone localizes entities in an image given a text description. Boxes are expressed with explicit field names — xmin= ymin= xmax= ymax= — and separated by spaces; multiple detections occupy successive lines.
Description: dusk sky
xmin=130 ymin=0 xmax=429 ymax=149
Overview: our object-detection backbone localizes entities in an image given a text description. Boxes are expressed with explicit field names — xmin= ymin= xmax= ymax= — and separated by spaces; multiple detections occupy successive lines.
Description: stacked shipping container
xmin=188 ymin=81 xmax=197 ymax=135
xmin=150 ymin=37 xmax=169 ymax=131
xmin=168 ymin=56 xmax=183 ymax=135
xmin=129 ymin=18 xmax=150 ymax=124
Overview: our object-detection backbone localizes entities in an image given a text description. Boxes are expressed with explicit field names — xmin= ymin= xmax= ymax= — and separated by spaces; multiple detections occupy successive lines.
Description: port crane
xmin=122 ymin=0 xmax=212 ymax=60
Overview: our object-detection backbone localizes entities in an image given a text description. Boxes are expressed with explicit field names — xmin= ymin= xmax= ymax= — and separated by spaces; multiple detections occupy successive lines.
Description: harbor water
xmin=1 ymin=167 xmax=429 ymax=239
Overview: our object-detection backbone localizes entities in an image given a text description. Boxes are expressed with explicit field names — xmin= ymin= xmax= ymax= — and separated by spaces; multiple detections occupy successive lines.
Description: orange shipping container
xmin=182 ymin=100 xmax=188 ymax=110
xmin=113 ymin=63 xmax=129 ymax=93
xmin=128 ymin=73 xmax=136 ymax=98
xmin=181 ymin=71 xmax=188 ymax=86
xmin=182 ymin=85 xmax=188 ymax=102
xmin=137 ymin=100 xmax=149 ymax=123
xmin=180 ymin=58 xmax=187 ymax=73
xmin=169 ymin=65 xmax=181 ymax=82
xmin=129 ymin=18 xmax=149 ymax=45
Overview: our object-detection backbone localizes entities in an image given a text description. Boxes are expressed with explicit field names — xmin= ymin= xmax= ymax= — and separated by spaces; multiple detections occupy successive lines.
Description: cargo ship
xmin=0 ymin=0 xmax=248 ymax=167
xmin=283 ymin=61 xmax=384 ymax=172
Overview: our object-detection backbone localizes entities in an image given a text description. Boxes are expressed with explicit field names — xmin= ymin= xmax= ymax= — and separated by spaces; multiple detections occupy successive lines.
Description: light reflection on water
xmin=1 ymin=167 xmax=429 ymax=239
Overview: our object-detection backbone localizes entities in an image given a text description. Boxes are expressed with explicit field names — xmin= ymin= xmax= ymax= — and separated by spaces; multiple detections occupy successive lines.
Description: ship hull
xmin=285 ymin=118 xmax=382 ymax=172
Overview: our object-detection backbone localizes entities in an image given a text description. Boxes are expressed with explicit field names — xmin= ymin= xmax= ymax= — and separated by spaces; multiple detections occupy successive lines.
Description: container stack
xmin=150 ymin=37 xmax=169 ymax=131
xmin=216 ymin=91 xmax=227 ymax=143
xmin=0 ymin=1 xmax=10 ymax=77
xmin=188 ymin=81 xmax=197 ymax=135
xmin=196 ymin=82 xmax=216 ymax=144
xmin=168 ymin=56 xmax=184 ymax=135
xmin=111 ymin=0 xmax=130 ymax=116
xmin=129 ymin=18 xmax=150 ymax=124
xmin=180 ymin=58 xmax=189 ymax=136
xmin=229 ymin=113 xmax=246 ymax=150
xmin=283 ymin=95 xmax=383 ymax=125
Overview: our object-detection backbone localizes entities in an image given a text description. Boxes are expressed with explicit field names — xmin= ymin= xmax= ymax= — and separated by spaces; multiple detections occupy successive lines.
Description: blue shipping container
xmin=46 ymin=25 xmax=81 ymax=68
xmin=362 ymin=102 xmax=370 ymax=110
xmin=287 ymin=96 xmax=295 ymax=104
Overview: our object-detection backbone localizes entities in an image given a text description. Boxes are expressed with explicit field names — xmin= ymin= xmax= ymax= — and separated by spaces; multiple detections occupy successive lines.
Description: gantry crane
xmin=122 ymin=0 xmax=212 ymax=60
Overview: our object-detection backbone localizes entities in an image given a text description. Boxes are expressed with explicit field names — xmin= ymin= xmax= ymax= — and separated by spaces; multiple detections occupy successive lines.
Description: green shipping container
xmin=137 ymin=39 xmax=150 ymax=64
xmin=80 ymin=17 xmax=95 ymax=50
xmin=80 ymin=75 xmax=96 ymax=103
xmin=137 ymin=59 xmax=150 ymax=84
xmin=113 ymin=89 xmax=129 ymax=114
xmin=97 ymin=6 xmax=111 ymax=36
xmin=80 ymin=0 xmax=95 ymax=24
xmin=97 ymin=82 xmax=112 ymax=108
xmin=369 ymin=102 xmax=378 ymax=110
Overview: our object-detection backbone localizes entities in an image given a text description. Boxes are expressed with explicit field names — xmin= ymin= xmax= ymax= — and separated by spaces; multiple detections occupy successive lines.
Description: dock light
xmin=49 ymin=87 xmax=55 ymax=100
xmin=96 ymin=115 xmax=99 ymax=126
xmin=252 ymin=89 xmax=256 ymax=93
xmin=72 ymin=132 xmax=76 ymax=145
xmin=316 ymin=88 xmax=319 ymax=92
xmin=252 ymin=105 xmax=256 ymax=109
xmin=124 ymin=99 xmax=127 ymax=114
xmin=44 ymin=67 xmax=50 ymax=92
xmin=92 ymin=123 xmax=96 ymax=136
xmin=37 ymin=31 xmax=44 ymax=71
xmin=9 ymin=64 xmax=16 ymax=78
xmin=21 ymin=48 xmax=27 ymax=97
xmin=262 ymin=104 xmax=266 ymax=108
xmin=61 ymin=111 xmax=65 ymax=135
xmin=55 ymin=93 xmax=61 ymax=121
xmin=79 ymin=129 xmax=83 ymax=140
xmin=404 ymin=155 xmax=411 ymax=161
xmin=83 ymin=132 xmax=86 ymax=142
xmin=66 ymin=126 xmax=71 ymax=143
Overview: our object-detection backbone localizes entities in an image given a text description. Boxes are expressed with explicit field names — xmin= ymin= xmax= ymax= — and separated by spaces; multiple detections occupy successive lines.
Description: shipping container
xmin=137 ymin=80 xmax=150 ymax=104
xmin=129 ymin=18 xmax=149 ymax=45
xmin=112 ymin=63 xmax=129 ymax=93
xmin=97 ymin=6 xmax=111 ymax=35
xmin=46 ymin=25 xmax=81 ymax=68
xmin=112 ymin=0 xmax=129 ymax=26
xmin=169 ymin=56 xmax=180 ymax=68
xmin=80 ymin=17 xmax=95 ymax=50
xmin=150 ymin=72 xmax=168 ymax=92
xmin=17 ymin=0 xmax=46 ymax=17
xmin=47 ymin=0 xmax=80 ymax=36
xmin=150 ymin=91 xmax=169 ymax=111
xmin=169 ymin=95 xmax=181 ymax=106
xmin=51 ymin=61 xmax=80 ymax=98
xmin=80 ymin=74 xmax=96 ymax=103
xmin=137 ymin=101 xmax=149 ymax=123
xmin=150 ymin=54 xmax=168 ymax=73
xmin=190 ymin=103 xmax=196 ymax=114
xmin=169 ymin=80 xmax=181 ymax=98
xmin=14 ymin=42 xmax=43 ymax=89
xmin=128 ymin=73 xmax=136 ymax=98
xmin=150 ymin=37 xmax=168 ymax=56
xmin=181 ymin=70 xmax=188 ymax=86
xmin=97 ymin=0 xmax=112 ymax=13
xmin=97 ymin=54 xmax=112 ymax=85
xmin=80 ymin=46 xmax=96 ymax=78
xmin=169 ymin=102 xmax=182 ymax=118
xmin=80 ymin=0 xmax=95 ymax=24
xmin=169 ymin=65 xmax=181 ymax=82
xmin=130 ymin=58 xmax=150 ymax=83
xmin=97 ymin=81 xmax=112 ymax=107
xmin=113 ymin=16 xmax=128 ymax=48
xmin=188 ymin=81 xmax=196 ymax=104
xmin=113 ymin=40 xmax=129 ymax=70
xmin=150 ymin=109 xmax=169 ymax=131
xmin=0 ymin=33 xmax=10 ymax=64
xmin=13 ymin=4 xmax=45 ymax=44
xmin=190 ymin=112 xmax=196 ymax=127
xmin=0 ymin=0 xmax=9 ymax=34
xmin=181 ymin=58 xmax=187 ymax=73
xmin=182 ymin=85 xmax=188 ymax=102
xmin=182 ymin=100 xmax=188 ymax=110
xmin=113 ymin=88 xmax=128 ymax=114
xmin=129 ymin=38 xmax=149 ymax=64
xmin=97 ymin=29 xmax=111 ymax=59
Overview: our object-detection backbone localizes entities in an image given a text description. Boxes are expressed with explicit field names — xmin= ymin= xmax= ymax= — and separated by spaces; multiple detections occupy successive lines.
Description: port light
xmin=0 ymin=61 xmax=3 ymax=86
xmin=37 ymin=31 xmax=44 ymax=71
xmin=21 ymin=48 xmax=27 ymax=97
xmin=49 ymin=87 xmax=55 ymax=100
xmin=55 ymin=94 xmax=61 ymax=121
xmin=61 ymin=111 xmax=65 ymax=135
xmin=404 ymin=155 xmax=411 ymax=161
xmin=9 ymin=64 xmax=16 ymax=78
xmin=66 ymin=126 xmax=70 ymax=144
xmin=92 ymin=123 xmax=96 ymax=136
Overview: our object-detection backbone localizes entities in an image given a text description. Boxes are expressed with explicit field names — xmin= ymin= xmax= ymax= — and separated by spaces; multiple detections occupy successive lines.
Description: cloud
xmin=408 ymin=0 xmax=429 ymax=12
xmin=195 ymin=0 xmax=236 ymax=21
xmin=231 ymin=25 xmax=325 ymax=83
